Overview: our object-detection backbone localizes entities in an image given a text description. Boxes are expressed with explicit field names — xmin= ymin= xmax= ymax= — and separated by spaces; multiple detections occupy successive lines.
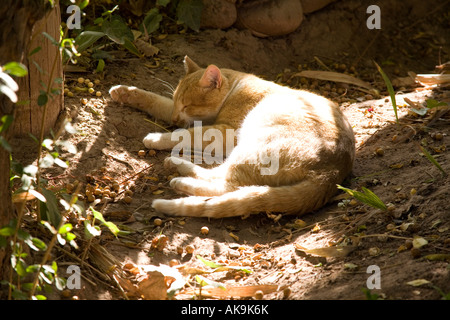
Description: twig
xmin=143 ymin=118 xmax=171 ymax=132
xmin=80 ymin=199 xmax=110 ymax=267
xmin=119 ymin=164 xmax=153 ymax=185
xmin=56 ymin=246 xmax=111 ymax=282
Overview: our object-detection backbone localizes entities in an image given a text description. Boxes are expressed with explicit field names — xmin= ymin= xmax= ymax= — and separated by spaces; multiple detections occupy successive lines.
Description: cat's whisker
xmin=152 ymin=76 xmax=176 ymax=94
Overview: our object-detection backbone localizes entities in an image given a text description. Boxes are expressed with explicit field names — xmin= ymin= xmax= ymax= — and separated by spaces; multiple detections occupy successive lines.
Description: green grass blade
xmin=419 ymin=145 xmax=447 ymax=176
xmin=374 ymin=61 xmax=398 ymax=123
xmin=337 ymin=185 xmax=387 ymax=211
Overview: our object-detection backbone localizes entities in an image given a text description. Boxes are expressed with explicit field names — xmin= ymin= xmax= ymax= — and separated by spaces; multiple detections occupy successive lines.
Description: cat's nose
xmin=171 ymin=114 xmax=179 ymax=125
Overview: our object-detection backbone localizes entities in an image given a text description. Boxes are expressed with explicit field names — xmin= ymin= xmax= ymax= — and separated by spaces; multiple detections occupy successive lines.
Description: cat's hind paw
xmin=152 ymin=199 xmax=182 ymax=216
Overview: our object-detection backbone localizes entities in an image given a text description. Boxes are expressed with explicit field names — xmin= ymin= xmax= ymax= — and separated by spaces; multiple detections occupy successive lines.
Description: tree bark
xmin=0 ymin=0 xmax=53 ymax=295
xmin=13 ymin=4 xmax=63 ymax=137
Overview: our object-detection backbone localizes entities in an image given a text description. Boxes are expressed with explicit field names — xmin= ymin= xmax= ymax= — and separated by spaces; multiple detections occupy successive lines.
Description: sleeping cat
xmin=109 ymin=56 xmax=355 ymax=218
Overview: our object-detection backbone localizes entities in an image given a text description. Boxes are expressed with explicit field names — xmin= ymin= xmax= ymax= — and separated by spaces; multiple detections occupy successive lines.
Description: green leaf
xmin=39 ymin=187 xmax=62 ymax=227
xmin=337 ymin=185 xmax=387 ymax=211
xmin=79 ymin=0 xmax=89 ymax=10
xmin=197 ymin=255 xmax=224 ymax=268
xmin=42 ymin=32 xmax=58 ymax=46
xmin=91 ymin=207 xmax=121 ymax=236
xmin=31 ymin=237 xmax=48 ymax=251
xmin=420 ymin=145 xmax=447 ymax=176
xmin=57 ymin=233 xmax=66 ymax=246
xmin=0 ymin=236 xmax=7 ymax=248
xmin=55 ymin=276 xmax=66 ymax=291
xmin=84 ymin=220 xmax=101 ymax=238
xmin=0 ymin=136 xmax=11 ymax=153
xmin=0 ymin=70 xmax=19 ymax=91
xmin=28 ymin=189 xmax=47 ymax=203
xmin=0 ymin=83 xmax=18 ymax=103
xmin=64 ymin=121 xmax=78 ymax=135
xmin=42 ymin=138 xmax=54 ymax=150
xmin=195 ymin=275 xmax=226 ymax=289
xmin=3 ymin=62 xmax=28 ymax=77
xmin=141 ymin=8 xmax=163 ymax=35
xmin=426 ymin=99 xmax=448 ymax=109
xmin=102 ymin=5 xmax=119 ymax=17
xmin=123 ymin=38 xmax=142 ymax=58
xmin=58 ymin=223 xmax=73 ymax=235
xmin=40 ymin=268 xmax=54 ymax=284
xmin=39 ymin=154 xmax=54 ymax=168
xmin=157 ymin=0 xmax=171 ymax=7
xmin=102 ymin=15 xmax=134 ymax=45
xmin=0 ymin=115 xmax=14 ymax=133
xmin=65 ymin=232 xmax=76 ymax=241
xmin=29 ymin=46 xmax=42 ymax=57
xmin=177 ymin=0 xmax=204 ymax=32
xmin=37 ymin=91 xmax=48 ymax=106
xmin=0 ymin=226 xmax=15 ymax=236
xmin=54 ymin=157 xmax=69 ymax=168
xmin=96 ymin=58 xmax=105 ymax=73
xmin=74 ymin=31 xmax=105 ymax=53
xmin=15 ymin=259 xmax=28 ymax=277
xmin=26 ymin=264 xmax=40 ymax=273
xmin=374 ymin=61 xmax=398 ymax=124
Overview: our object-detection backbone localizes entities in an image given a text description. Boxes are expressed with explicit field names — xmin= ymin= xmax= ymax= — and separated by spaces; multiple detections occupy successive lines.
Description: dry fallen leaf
xmin=412 ymin=236 xmax=428 ymax=249
xmin=151 ymin=234 xmax=169 ymax=251
xmin=294 ymin=243 xmax=356 ymax=258
xmin=293 ymin=70 xmax=374 ymax=90
xmin=137 ymin=270 xmax=168 ymax=300
xmin=424 ymin=254 xmax=450 ymax=261
xmin=415 ymin=74 xmax=450 ymax=86
xmin=182 ymin=284 xmax=279 ymax=298
xmin=406 ymin=279 xmax=431 ymax=287
xmin=135 ymin=39 xmax=160 ymax=57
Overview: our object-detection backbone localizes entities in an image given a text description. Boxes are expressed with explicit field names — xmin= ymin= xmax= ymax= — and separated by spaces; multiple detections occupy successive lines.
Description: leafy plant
xmin=337 ymin=185 xmax=387 ymax=211
xmin=419 ymin=144 xmax=447 ymax=176
xmin=0 ymin=62 xmax=27 ymax=103
xmin=362 ymin=288 xmax=381 ymax=300
xmin=374 ymin=61 xmax=398 ymax=124
xmin=0 ymin=63 xmax=28 ymax=152
xmin=64 ymin=0 xmax=204 ymax=69
xmin=0 ymin=6 xmax=124 ymax=299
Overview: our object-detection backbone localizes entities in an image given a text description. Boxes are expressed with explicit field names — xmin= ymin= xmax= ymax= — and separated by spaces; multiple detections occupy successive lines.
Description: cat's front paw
xmin=164 ymin=156 xmax=198 ymax=176
xmin=109 ymin=85 xmax=135 ymax=104
xmin=143 ymin=132 xmax=174 ymax=150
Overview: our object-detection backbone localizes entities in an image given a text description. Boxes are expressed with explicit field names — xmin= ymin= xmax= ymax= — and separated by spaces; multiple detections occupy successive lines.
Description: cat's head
xmin=171 ymin=56 xmax=229 ymax=127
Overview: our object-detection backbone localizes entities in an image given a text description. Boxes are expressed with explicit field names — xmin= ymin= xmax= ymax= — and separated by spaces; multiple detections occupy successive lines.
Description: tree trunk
xmin=0 ymin=1 xmax=54 ymax=295
xmin=13 ymin=4 xmax=63 ymax=137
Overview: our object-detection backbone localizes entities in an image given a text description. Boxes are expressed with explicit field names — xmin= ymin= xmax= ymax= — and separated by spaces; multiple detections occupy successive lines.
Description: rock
xmin=201 ymin=0 xmax=237 ymax=29
xmin=236 ymin=0 xmax=303 ymax=37
xmin=301 ymin=0 xmax=338 ymax=14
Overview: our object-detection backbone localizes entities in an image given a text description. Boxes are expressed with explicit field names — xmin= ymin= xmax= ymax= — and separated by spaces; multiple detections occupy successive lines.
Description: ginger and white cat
xmin=109 ymin=56 xmax=355 ymax=218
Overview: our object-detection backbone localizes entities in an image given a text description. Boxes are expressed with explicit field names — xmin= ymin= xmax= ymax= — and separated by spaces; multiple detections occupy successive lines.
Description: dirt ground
xmin=11 ymin=0 xmax=450 ymax=300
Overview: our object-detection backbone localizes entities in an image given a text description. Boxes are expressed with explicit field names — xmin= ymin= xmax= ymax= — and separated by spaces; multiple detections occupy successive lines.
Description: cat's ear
xmin=199 ymin=65 xmax=222 ymax=89
xmin=184 ymin=56 xmax=201 ymax=74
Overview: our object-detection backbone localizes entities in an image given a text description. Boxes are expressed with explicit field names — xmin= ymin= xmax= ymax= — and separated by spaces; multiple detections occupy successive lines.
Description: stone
xmin=301 ymin=0 xmax=338 ymax=14
xmin=236 ymin=0 xmax=303 ymax=37
xmin=201 ymin=0 xmax=237 ymax=29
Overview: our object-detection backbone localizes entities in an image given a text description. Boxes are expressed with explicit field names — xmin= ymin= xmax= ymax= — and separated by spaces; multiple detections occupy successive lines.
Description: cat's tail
xmin=151 ymin=178 xmax=338 ymax=218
